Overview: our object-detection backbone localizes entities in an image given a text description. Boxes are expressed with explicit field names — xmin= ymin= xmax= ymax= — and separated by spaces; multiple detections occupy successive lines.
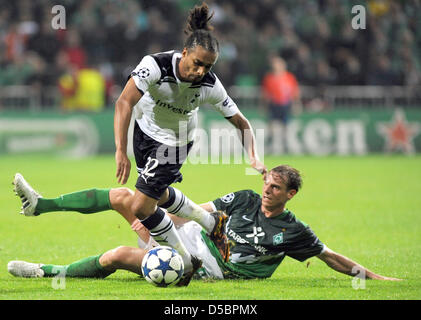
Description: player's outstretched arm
xmin=317 ymin=247 xmax=402 ymax=281
xmin=114 ymin=77 xmax=142 ymax=185
xmin=227 ymin=112 xmax=267 ymax=178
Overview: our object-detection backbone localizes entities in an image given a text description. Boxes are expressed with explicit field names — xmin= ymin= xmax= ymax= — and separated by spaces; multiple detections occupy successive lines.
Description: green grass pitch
xmin=0 ymin=155 xmax=420 ymax=300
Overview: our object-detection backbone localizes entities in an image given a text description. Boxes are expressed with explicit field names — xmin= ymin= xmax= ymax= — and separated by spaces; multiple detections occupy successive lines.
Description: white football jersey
xmin=130 ymin=50 xmax=239 ymax=146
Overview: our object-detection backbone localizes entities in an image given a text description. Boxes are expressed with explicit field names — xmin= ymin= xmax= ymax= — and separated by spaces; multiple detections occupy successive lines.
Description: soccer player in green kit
xmin=9 ymin=165 xmax=400 ymax=281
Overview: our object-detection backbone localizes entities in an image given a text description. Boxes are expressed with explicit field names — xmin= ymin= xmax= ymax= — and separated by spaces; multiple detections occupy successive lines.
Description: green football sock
xmin=35 ymin=188 xmax=111 ymax=215
xmin=40 ymin=254 xmax=115 ymax=278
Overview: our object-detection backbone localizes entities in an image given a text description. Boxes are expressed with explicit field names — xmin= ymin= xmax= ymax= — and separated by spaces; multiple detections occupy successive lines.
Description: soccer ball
xmin=141 ymin=246 xmax=184 ymax=287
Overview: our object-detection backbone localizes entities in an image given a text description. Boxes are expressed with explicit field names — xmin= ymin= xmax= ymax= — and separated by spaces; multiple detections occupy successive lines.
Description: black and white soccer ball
xmin=141 ymin=246 xmax=184 ymax=287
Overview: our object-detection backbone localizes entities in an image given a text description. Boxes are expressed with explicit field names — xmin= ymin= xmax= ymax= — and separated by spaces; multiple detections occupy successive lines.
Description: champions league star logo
xmin=376 ymin=109 xmax=421 ymax=154
xmin=137 ymin=67 xmax=150 ymax=79
xmin=220 ymin=193 xmax=235 ymax=203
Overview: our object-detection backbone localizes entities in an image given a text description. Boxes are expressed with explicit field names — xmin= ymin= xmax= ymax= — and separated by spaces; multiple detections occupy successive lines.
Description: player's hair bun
xmin=183 ymin=2 xmax=219 ymax=53
xmin=184 ymin=2 xmax=214 ymax=34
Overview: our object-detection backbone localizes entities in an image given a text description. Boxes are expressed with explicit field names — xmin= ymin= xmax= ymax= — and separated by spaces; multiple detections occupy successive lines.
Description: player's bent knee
xmin=110 ymin=188 xmax=134 ymax=205
xmin=101 ymin=246 xmax=130 ymax=268
xmin=131 ymin=198 xmax=157 ymax=220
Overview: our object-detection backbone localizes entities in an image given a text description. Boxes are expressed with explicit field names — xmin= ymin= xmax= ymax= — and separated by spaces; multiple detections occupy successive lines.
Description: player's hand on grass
xmin=115 ymin=150 xmax=131 ymax=185
xmin=382 ymin=276 xmax=403 ymax=281
xmin=370 ymin=274 xmax=403 ymax=281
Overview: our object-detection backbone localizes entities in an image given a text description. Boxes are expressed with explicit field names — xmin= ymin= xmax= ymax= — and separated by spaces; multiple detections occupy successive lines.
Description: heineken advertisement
xmin=0 ymin=108 xmax=420 ymax=157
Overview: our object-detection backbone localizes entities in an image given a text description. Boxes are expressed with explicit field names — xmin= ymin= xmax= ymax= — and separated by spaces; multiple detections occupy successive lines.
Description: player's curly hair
xmin=270 ymin=165 xmax=303 ymax=192
xmin=184 ymin=2 xmax=219 ymax=53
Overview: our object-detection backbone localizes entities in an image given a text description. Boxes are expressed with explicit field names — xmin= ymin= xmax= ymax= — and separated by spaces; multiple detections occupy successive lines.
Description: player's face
xmin=179 ymin=46 xmax=218 ymax=83
xmin=262 ymin=172 xmax=297 ymax=209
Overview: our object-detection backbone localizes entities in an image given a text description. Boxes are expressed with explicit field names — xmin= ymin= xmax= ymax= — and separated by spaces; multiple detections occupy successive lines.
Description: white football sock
xmin=163 ymin=187 xmax=215 ymax=233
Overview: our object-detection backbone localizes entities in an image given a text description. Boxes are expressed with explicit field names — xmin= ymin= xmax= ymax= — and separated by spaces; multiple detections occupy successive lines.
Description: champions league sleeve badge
xmin=137 ymin=67 xmax=150 ymax=79
xmin=220 ymin=193 xmax=235 ymax=203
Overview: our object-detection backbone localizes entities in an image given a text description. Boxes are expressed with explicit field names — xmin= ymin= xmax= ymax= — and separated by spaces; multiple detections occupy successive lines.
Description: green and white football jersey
xmin=203 ymin=189 xmax=325 ymax=279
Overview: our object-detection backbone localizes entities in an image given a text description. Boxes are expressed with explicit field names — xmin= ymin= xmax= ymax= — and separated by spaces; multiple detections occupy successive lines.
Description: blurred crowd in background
xmin=0 ymin=0 xmax=420 ymax=111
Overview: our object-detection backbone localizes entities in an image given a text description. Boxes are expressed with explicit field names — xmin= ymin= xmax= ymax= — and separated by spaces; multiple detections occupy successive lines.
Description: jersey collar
xmin=172 ymin=52 xmax=192 ymax=88
xmin=261 ymin=206 xmax=290 ymax=220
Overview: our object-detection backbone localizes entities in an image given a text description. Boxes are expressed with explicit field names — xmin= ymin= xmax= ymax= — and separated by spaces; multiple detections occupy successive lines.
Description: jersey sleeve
xmin=285 ymin=226 xmax=325 ymax=262
xmin=212 ymin=190 xmax=253 ymax=216
xmin=206 ymin=75 xmax=239 ymax=118
xmin=129 ymin=55 xmax=161 ymax=94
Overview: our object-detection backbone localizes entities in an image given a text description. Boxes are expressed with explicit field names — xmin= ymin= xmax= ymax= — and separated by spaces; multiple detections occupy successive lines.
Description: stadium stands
xmin=0 ymin=0 xmax=420 ymax=110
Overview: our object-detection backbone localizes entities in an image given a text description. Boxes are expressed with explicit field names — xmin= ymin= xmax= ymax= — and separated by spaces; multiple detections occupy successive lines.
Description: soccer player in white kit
xmin=11 ymin=2 xmax=265 ymax=287
xmin=112 ymin=3 xmax=266 ymax=284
